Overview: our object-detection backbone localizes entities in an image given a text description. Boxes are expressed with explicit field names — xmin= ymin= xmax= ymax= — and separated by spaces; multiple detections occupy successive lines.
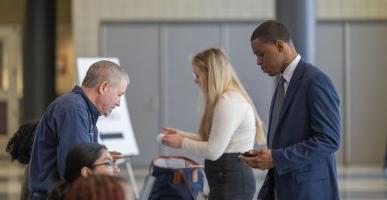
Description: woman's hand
xmin=161 ymin=127 xmax=183 ymax=148
xmin=109 ymin=151 xmax=123 ymax=161
xmin=162 ymin=127 xmax=178 ymax=135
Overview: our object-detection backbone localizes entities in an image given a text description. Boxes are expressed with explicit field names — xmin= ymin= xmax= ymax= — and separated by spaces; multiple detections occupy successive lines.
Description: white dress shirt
xmin=282 ymin=54 xmax=301 ymax=94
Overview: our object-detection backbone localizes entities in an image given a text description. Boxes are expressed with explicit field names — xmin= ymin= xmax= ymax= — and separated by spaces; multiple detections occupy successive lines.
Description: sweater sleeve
xmin=178 ymin=130 xmax=201 ymax=140
xmin=181 ymin=95 xmax=246 ymax=161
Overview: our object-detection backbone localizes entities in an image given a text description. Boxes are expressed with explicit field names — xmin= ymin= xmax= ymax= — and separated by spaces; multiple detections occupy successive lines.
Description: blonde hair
xmin=192 ymin=48 xmax=266 ymax=144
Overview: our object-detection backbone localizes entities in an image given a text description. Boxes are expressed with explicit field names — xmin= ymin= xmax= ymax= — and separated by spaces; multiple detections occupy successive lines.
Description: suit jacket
xmin=258 ymin=59 xmax=341 ymax=200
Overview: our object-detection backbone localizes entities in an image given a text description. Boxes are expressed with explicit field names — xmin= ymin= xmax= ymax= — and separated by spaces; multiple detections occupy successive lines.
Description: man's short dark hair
xmin=251 ymin=20 xmax=292 ymax=43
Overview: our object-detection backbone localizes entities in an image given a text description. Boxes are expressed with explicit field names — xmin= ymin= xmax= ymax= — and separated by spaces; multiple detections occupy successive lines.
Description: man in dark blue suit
xmin=240 ymin=20 xmax=341 ymax=200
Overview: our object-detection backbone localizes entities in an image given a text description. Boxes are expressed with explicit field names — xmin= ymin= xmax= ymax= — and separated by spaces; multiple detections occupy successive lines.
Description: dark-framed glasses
xmin=93 ymin=160 xmax=116 ymax=168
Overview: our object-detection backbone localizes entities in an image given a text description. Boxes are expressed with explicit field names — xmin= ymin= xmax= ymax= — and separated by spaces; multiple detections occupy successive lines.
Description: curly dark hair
xmin=5 ymin=120 xmax=39 ymax=164
xmin=64 ymin=175 xmax=129 ymax=200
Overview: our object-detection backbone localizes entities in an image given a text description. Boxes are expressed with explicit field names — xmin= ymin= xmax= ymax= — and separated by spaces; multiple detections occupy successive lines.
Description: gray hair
xmin=82 ymin=60 xmax=129 ymax=88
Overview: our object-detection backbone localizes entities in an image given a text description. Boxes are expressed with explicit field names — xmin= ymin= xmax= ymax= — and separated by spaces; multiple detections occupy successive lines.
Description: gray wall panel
xmin=316 ymin=23 xmax=345 ymax=164
xmin=101 ymin=23 xmax=160 ymax=165
xmin=165 ymin=23 xmax=221 ymax=132
xmin=349 ymin=23 xmax=387 ymax=165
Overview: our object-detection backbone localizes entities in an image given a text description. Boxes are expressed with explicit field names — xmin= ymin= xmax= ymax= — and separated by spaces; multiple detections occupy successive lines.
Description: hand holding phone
xmin=241 ymin=150 xmax=257 ymax=157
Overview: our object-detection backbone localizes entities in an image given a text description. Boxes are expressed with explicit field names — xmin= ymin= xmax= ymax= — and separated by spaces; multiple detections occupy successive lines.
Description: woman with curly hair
xmin=6 ymin=120 xmax=39 ymax=200
xmin=64 ymin=175 xmax=133 ymax=200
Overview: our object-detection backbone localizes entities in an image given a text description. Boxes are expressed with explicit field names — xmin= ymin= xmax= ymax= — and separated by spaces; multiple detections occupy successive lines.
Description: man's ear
xmin=98 ymin=81 xmax=109 ymax=94
xmin=81 ymin=167 xmax=91 ymax=177
xmin=275 ymin=40 xmax=285 ymax=52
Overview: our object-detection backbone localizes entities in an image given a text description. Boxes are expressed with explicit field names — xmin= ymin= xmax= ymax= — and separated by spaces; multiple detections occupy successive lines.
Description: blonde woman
xmin=161 ymin=48 xmax=266 ymax=200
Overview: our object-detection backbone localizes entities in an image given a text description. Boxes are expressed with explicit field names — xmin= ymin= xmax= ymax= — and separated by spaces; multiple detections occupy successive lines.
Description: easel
xmin=124 ymin=157 xmax=140 ymax=199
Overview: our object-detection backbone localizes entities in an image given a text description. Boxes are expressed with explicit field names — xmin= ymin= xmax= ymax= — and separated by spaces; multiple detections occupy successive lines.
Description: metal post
xmin=276 ymin=0 xmax=316 ymax=64
xmin=125 ymin=157 xmax=140 ymax=199
xmin=23 ymin=0 xmax=56 ymax=121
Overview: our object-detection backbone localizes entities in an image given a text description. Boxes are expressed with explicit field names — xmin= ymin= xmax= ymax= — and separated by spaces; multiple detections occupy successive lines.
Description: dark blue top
xmin=28 ymin=86 xmax=100 ymax=194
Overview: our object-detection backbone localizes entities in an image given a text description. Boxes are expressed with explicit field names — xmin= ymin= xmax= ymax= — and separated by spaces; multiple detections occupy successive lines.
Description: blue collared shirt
xmin=28 ymin=86 xmax=100 ymax=193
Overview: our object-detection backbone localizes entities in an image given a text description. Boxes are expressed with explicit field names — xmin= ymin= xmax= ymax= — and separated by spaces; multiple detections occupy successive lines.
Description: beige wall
xmin=317 ymin=0 xmax=387 ymax=20
xmin=0 ymin=0 xmax=71 ymax=25
xmin=0 ymin=0 xmax=24 ymax=25
xmin=56 ymin=25 xmax=75 ymax=94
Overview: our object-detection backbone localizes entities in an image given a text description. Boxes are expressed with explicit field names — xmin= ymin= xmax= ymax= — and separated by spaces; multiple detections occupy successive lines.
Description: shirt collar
xmin=72 ymin=85 xmax=100 ymax=119
xmin=281 ymin=54 xmax=301 ymax=83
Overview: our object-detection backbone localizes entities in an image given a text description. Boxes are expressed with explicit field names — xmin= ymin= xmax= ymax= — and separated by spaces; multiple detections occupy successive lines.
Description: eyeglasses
xmin=92 ymin=160 xmax=116 ymax=168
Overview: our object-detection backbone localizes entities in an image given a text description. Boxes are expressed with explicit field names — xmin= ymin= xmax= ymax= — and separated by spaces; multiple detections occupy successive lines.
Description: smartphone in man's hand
xmin=241 ymin=151 xmax=257 ymax=157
